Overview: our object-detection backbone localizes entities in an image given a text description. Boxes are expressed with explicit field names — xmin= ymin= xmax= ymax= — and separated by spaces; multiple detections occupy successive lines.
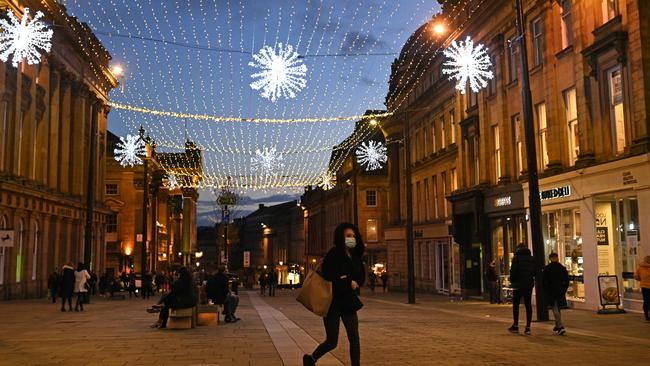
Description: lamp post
xmin=139 ymin=126 xmax=152 ymax=276
xmin=515 ymin=0 xmax=548 ymax=321
xmin=404 ymin=111 xmax=416 ymax=304
xmin=83 ymin=102 xmax=99 ymax=271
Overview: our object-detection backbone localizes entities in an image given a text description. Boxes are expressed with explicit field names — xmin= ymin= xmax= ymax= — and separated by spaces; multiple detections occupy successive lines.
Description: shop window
xmin=107 ymin=213 xmax=118 ymax=233
xmin=618 ymin=198 xmax=640 ymax=297
xmin=602 ymin=0 xmax=617 ymax=24
xmin=492 ymin=125 xmax=501 ymax=182
xmin=560 ymin=0 xmax=573 ymax=49
xmin=512 ymin=114 xmax=524 ymax=176
xmin=564 ymin=88 xmax=579 ymax=165
xmin=449 ymin=110 xmax=456 ymax=144
xmin=366 ymin=219 xmax=378 ymax=242
xmin=440 ymin=117 xmax=446 ymax=149
xmin=105 ymin=183 xmax=119 ymax=195
xmin=542 ymin=208 xmax=584 ymax=300
xmin=607 ymin=66 xmax=626 ymax=154
xmin=366 ymin=190 xmax=377 ymax=207
xmin=531 ymin=17 xmax=543 ymax=66
xmin=536 ymin=103 xmax=549 ymax=171
xmin=508 ymin=36 xmax=519 ymax=83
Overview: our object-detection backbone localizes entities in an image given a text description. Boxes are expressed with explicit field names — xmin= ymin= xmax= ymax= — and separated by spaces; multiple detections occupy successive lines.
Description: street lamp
xmin=432 ymin=23 xmax=446 ymax=36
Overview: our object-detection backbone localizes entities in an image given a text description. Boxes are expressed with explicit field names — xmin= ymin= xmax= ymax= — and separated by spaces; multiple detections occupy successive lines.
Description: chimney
xmin=258 ymin=204 xmax=265 ymax=210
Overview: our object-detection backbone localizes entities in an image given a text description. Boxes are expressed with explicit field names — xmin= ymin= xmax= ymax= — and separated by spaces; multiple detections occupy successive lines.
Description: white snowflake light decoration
xmin=356 ymin=140 xmax=387 ymax=171
xmin=249 ymin=43 xmax=307 ymax=102
xmin=317 ymin=172 xmax=336 ymax=190
xmin=251 ymin=147 xmax=284 ymax=175
xmin=0 ymin=8 xmax=53 ymax=68
xmin=442 ymin=36 xmax=493 ymax=94
xmin=114 ymin=134 xmax=145 ymax=167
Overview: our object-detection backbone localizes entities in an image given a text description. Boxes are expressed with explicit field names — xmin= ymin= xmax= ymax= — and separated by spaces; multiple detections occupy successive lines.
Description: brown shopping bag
xmin=296 ymin=268 xmax=332 ymax=317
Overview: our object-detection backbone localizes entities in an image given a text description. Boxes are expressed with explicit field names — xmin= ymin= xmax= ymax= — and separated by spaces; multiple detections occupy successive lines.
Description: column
xmin=181 ymin=188 xmax=198 ymax=267
xmin=58 ymin=72 xmax=72 ymax=193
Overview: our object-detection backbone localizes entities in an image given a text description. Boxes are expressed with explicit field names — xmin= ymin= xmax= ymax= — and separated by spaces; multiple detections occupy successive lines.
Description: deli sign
xmin=540 ymin=185 xmax=571 ymax=201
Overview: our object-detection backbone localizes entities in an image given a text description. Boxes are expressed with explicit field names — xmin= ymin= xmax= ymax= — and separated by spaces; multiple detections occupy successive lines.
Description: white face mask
xmin=345 ymin=237 xmax=356 ymax=249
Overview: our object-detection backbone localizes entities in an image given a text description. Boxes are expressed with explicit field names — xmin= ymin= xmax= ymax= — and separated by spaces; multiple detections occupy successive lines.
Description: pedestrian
xmin=206 ymin=267 xmax=240 ymax=322
xmin=59 ymin=263 xmax=75 ymax=312
xmin=634 ymin=255 xmax=650 ymax=322
xmin=150 ymin=267 xmax=197 ymax=328
xmin=259 ymin=272 xmax=267 ymax=296
xmin=542 ymin=253 xmax=569 ymax=335
xmin=47 ymin=269 xmax=60 ymax=304
xmin=269 ymin=270 xmax=278 ymax=296
xmin=303 ymin=222 xmax=365 ymax=366
xmin=89 ymin=270 xmax=98 ymax=296
xmin=142 ymin=272 xmax=154 ymax=300
xmin=368 ymin=271 xmax=376 ymax=292
xmin=508 ymin=244 xmax=536 ymax=335
xmin=485 ymin=260 xmax=499 ymax=304
xmin=74 ymin=262 xmax=90 ymax=312
xmin=128 ymin=271 xmax=138 ymax=298
xmin=380 ymin=271 xmax=388 ymax=292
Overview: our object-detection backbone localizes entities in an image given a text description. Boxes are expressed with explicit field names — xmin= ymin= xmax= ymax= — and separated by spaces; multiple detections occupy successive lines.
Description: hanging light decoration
xmin=114 ymin=134 xmax=145 ymax=167
xmin=0 ymin=8 xmax=53 ymax=67
xmin=317 ymin=171 xmax=336 ymax=190
xmin=441 ymin=36 xmax=493 ymax=94
xmin=356 ymin=140 xmax=387 ymax=171
xmin=251 ymin=147 xmax=284 ymax=176
xmin=249 ymin=43 xmax=307 ymax=102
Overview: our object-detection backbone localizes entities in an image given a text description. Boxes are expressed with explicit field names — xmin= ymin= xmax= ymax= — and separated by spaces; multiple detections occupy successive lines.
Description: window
xmin=0 ymin=101 xmax=7 ymax=171
xmin=488 ymin=54 xmax=497 ymax=96
xmin=607 ymin=66 xmax=626 ymax=154
xmin=366 ymin=219 xmax=378 ymax=242
xmin=433 ymin=175 xmax=439 ymax=219
xmin=440 ymin=117 xmax=446 ymax=149
xmin=513 ymin=115 xmax=524 ymax=176
xmin=451 ymin=168 xmax=458 ymax=191
xmin=105 ymin=183 xmax=119 ymax=195
xmin=424 ymin=179 xmax=430 ymax=221
xmin=561 ymin=0 xmax=574 ymax=49
xmin=468 ymin=88 xmax=478 ymax=108
xmin=414 ymin=131 xmax=420 ymax=162
xmin=366 ymin=190 xmax=377 ymax=207
xmin=416 ymin=182 xmax=422 ymax=223
xmin=17 ymin=111 xmax=24 ymax=176
xmin=449 ymin=110 xmax=456 ymax=144
xmin=441 ymin=172 xmax=448 ymax=217
xmin=16 ymin=219 xmax=24 ymax=283
xmin=602 ymin=0 xmax=617 ymax=24
xmin=564 ymin=88 xmax=579 ymax=165
xmin=531 ymin=17 xmax=543 ymax=66
xmin=423 ymin=127 xmax=429 ymax=157
xmin=492 ymin=125 xmax=501 ymax=182
xmin=508 ymin=36 xmax=519 ymax=82
xmin=536 ymin=103 xmax=549 ymax=170
xmin=107 ymin=213 xmax=118 ymax=233
xmin=31 ymin=221 xmax=39 ymax=281
xmin=431 ymin=121 xmax=437 ymax=153
xmin=473 ymin=135 xmax=480 ymax=185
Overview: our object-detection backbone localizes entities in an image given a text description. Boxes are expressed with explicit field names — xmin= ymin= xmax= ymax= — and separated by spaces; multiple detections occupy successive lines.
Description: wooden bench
xmin=166 ymin=307 xmax=196 ymax=329
xmin=196 ymin=304 xmax=222 ymax=326
xmin=109 ymin=290 xmax=127 ymax=300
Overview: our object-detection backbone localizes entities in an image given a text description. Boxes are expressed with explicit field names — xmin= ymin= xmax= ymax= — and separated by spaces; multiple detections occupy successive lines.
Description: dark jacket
xmin=206 ymin=273 xmax=229 ymax=305
xmin=542 ymin=261 xmax=569 ymax=307
xmin=321 ymin=245 xmax=366 ymax=314
xmin=509 ymin=247 xmax=536 ymax=289
xmin=59 ymin=265 xmax=75 ymax=297
xmin=48 ymin=272 xmax=60 ymax=290
xmin=164 ymin=278 xmax=197 ymax=309
xmin=485 ymin=266 xmax=498 ymax=282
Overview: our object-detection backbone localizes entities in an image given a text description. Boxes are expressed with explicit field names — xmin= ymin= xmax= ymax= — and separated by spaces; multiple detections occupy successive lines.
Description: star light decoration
xmin=114 ymin=134 xmax=145 ymax=167
xmin=249 ymin=43 xmax=307 ymax=102
xmin=442 ymin=36 xmax=493 ymax=94
xmin=0 ymin=8 xmax=53 ymax=68
xmin=317 ymin=172 xmax=336 ymax=190
xmin=251 ymin=147 xmax=284 ymax=176
xmin=356 ymin=140 xmax=387 ymax=171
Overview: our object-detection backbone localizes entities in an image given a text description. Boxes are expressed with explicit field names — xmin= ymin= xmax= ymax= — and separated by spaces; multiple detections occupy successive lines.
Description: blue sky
xmin=60 ymin=0 xmax=441 ymax=224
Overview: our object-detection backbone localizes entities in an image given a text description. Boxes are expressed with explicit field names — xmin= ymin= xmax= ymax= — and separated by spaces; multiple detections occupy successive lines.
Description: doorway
xmin=435 ymin=239 xmax=450 ymax=294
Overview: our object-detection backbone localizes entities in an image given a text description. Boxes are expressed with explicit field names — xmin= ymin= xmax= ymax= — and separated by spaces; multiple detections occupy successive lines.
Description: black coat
xmin=509 ymin=248 xmax=536 ymax=289
xmin=163 ymin=278 xmax=197 ymax=309
xmin=542 ymin=261 xmax=569 ymax=307
xmin=59 ymin=266 xmax=75 ymax=297
xmin=485 ymin=266 xmax=498 ymax=282
xmin=206 ymin=273 xmax=229 ymax=305
xmin=321 ymin=246 xmax=365 ymax=314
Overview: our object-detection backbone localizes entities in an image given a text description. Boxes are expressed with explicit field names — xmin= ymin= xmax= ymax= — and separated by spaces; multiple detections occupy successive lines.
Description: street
xmin=0 ymin=290 xmax=647 ymax=366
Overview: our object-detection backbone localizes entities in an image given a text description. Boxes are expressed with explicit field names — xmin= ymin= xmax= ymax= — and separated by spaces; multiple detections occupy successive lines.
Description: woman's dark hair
xmin=333 ymin=222 xmax=364 ymax=257
xmin=77 ymin=262 xmax=85 ymax=271
xmin=178 ymin=267 xmax=192 ymax=285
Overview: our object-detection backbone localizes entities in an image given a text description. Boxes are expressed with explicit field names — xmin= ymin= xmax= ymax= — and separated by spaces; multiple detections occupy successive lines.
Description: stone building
xmin=104 ymin=131 xmax=203 ymax=275
xmin=0 ymin=1 xmax=117 ymax=299
xmin=386 ymin=0 xmax=650 ymax=311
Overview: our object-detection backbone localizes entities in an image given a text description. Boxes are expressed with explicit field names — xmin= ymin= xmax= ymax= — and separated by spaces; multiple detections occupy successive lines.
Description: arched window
xmin=31 ymin=221 xmax=39 ymax=281
xmin=0 ymin=215 xmax=7 ymax=285
xmin=16 ymin=218 xmax=25 ymax=283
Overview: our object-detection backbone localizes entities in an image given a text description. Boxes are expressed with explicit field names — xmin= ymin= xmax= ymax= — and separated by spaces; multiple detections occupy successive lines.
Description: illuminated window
xmin=607 ymin=67 xmax=626 ymax=154
xmin=536 ymin=103 xmax=549 ymax=170
xmin=493 ymin=125 xmax=501 ymax=182
xmin=561 ymin=0 xmax=573 ymax=49
xmin=440 ymin=117 xmax=446 ymax=149
xmin=513 ymin=114 xmax=524 ymax=176
xmin=564 ymin=88 xmax=579 ymax=165
xmin=449 ymin=110 xmax=456 ymax=144
xmin=364 ymin=219 xmax=377 ymax=242
xmin=602 ymin=0 xmax=617 ymax=23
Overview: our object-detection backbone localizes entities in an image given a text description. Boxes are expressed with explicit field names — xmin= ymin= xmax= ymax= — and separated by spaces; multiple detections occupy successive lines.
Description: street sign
xmin=218 ymin=194 xmax=236 ymax=206
xmin=243 ymin=251 xmax=250 ymax=268
xmin=0 ymin=230 xmax=14 ymax=247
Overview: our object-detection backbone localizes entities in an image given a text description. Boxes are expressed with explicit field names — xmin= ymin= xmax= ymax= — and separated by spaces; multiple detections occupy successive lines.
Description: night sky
xmin=59 ymin=0 xmax=441 ymax=224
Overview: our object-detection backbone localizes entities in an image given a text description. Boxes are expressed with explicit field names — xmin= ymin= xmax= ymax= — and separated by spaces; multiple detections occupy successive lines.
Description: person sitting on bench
xmin=151 ymin=267 xmax=197 ymax=328
xmin=206 ymin=267 xmax=240 ymax=323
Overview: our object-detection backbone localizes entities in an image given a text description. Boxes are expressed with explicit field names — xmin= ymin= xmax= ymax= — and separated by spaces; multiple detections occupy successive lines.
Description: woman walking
xmin=60 ymin=263 xmax=75 ymax=312
xmin=634 ymin=255 xmax=650 ymax=322
xmin=303 ymin=222 xmax=365 ymax=366
xmin=74 ymin=262 xmax=90 ymax=311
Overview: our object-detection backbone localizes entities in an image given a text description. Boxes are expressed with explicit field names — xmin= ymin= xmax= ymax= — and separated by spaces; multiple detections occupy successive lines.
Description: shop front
xmin=484 ymin=184 xmax=526 ymax=303
xmin=524 ymin=154 xmax=650 ymax=312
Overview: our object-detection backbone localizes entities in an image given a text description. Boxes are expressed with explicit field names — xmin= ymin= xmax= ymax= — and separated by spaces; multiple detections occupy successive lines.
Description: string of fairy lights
xmin=0 ymin=0 xmax=493 ymax=193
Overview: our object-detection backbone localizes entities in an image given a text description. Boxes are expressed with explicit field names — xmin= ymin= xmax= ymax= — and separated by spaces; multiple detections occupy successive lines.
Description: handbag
xmin=296 ymin=266 xmax=332 ymax=317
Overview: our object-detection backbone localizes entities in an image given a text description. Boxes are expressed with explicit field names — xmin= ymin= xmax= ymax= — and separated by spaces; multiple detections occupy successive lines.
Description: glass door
xmin=436 ymin=240 xmax=450 ymax=294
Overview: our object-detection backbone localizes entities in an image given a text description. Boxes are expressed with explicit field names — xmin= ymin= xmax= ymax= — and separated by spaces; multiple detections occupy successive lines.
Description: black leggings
xmin=75 ymin=292 xmax=84 ymax=310
xmin=312 ymin=308 xmax=360 ymax=366
xmin=642 ymin=287 xmax=650 ymax=319
xmin=512 ymin=287 xmax=533 ymax=327
xmin=61 ymin=295 xmax=72 ymax=310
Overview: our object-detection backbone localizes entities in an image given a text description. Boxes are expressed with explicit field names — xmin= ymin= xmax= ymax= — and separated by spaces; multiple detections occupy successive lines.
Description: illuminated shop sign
xmin=494 ymin=196 xmax=512 ymax=207
xmin=540 ymin=185 xmax=571 ymax=201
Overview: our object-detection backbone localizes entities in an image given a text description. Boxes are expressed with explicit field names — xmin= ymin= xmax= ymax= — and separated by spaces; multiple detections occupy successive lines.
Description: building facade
xmin=0 ymin=1 xmax=117 ymax=299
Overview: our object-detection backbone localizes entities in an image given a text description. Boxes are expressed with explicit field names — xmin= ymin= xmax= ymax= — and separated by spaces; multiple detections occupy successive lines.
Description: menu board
xmin=598 ymin=275 xmax=621 ymax=306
